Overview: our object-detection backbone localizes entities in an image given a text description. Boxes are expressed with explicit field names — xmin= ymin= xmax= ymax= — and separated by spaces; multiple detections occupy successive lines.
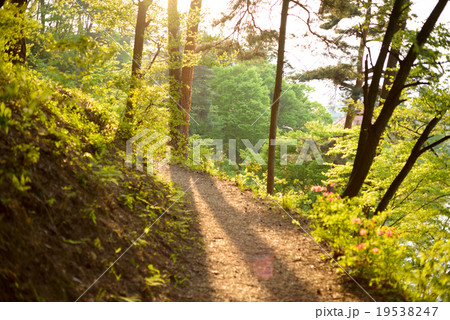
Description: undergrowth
xmin=0 ymin=61 xmax=200 ymax=301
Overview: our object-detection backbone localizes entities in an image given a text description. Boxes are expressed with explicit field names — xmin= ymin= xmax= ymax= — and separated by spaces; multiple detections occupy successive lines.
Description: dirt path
xmin=160 ymin=164 xmax=371 ymax=302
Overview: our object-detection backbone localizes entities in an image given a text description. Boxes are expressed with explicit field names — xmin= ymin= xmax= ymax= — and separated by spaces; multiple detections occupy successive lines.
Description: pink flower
xmin=351 ymin=218 xmax=362 ymax=225
xmin=376 ymin=229 xmax=384 ymax=236
xmin=322 ymin=192 xmax=339 ymax=201
xmin=329 ymin=182 xmax=335 ymax=187
xmin=359 ymin=228 xmax=367 ymax=236
xmin=372 ymin=247 xmax=380 ymax=254
xmin=385 ymin=229 xmax=393 ymax=237
xmin=357 ymin=243 xmax=365 ymax=250
xmin=311 ymin=186 xmax=327 ymax=192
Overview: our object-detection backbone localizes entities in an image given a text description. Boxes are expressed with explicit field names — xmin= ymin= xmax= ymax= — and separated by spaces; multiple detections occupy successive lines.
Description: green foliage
xmin=210 ymin=63 xmax=270 ymax=148
xmin=310 ymin=186 xmax=450 ymax=301
xmin=0 ymin=102 xmax=12 ymax=133
xmin=191 ymin=62 xmax=333 ymax=140
xmin=1 ymin=0 xmax=448 ymax=303
xmin=321 ymin=84 xmax=450 ymax=301
xmin=298 ymin=63 xmax=356 ymax=89
xmin=188 ymin=62 xmax=334 ymax=198
xmin=145 ymin=264 xmax=166 ymax=288
xmin=11 ymin=173 xmax=31 ymax=192
xmin=311 ymin=194 xmax=404 ymax=289
xmin=190 ymin=66 xmax=214 ymax=135
xmin=406 ymin=240 xmax=450 ymax=301
xmin=0 ymin=55 xmax=200 ymax=300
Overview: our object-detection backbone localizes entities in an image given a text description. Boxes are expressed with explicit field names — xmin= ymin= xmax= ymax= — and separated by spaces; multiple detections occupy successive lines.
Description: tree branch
xmin=146 ymin=44 xmax=161 ymax=71
xmin=420 ymin=134 xmax=450 ymax=155
xmin=402 ymin=81 xmax=431 ymax=89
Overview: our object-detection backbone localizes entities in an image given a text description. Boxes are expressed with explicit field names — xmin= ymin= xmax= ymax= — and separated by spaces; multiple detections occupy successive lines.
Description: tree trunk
xmin=342 ymin=0 xmax=447 ymax=198
xmin=345 ymin=0 xmax=407 ymax=197
xmin=267 ymin=0 xmax=289 ymax=195
xmin=375 ymin=116 xmax=448 ymax=214
xmin=380 ymin=2 xmax=408 ymax=100
xmin=180 ymin=0 xmax=202 ymax=156
xmin=3 ymin=0 xmax=28 ymax=64
xmin=168 ymin=0 xmax=182 ymax=149
xmin=345 ymin=0 xmax=371 ymax=129
xmin=39 ymin=0 xmax=45 ymax=31
xmin=119 ymin=0 xmax=152 ymax=137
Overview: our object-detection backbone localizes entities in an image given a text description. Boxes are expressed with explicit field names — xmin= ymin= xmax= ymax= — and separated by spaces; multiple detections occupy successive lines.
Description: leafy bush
xmin=311 ymin=192 xmax=403 ymax=286
xmin=310 ymin=185 xmax=450 ymax=301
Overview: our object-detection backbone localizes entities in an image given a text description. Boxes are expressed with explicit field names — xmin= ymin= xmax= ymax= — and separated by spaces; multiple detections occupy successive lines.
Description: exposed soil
xmin=0 ymin=136 xmax=197 ymax=301
xmin=161 ymin=164 xmax=374 ymax=302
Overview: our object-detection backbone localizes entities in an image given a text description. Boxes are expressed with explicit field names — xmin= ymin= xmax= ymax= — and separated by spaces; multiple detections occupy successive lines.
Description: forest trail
xmin=160 ymin=164 xmax=371 ymax=302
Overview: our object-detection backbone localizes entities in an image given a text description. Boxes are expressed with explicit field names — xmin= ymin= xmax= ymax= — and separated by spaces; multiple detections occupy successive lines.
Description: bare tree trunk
xmin=168 ymin=0 xmax=182 ymax=149
xmin=180 ymin=0 xmax=202 ymax=156
xmin=267 ymin=0 xmax=289 ymax=195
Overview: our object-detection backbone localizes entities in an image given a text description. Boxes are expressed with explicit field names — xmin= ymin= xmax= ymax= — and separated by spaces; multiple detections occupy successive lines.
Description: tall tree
xmin=379 ymin=2 xmax=409 ymax=101
xmin=267 ymin=0 xmax=290 ymax=195
xmin=119 ymin=0 xmax=154 ymax=138
xmin=180 ymin=0 xmax=202 ymax=155
xmin=38 ymin=0 xmax=45 ymax=31
xmin=344 ymin=0 xmax=371 ymax=129
xmin=342 ymin=0 xmax=448 ymax=198
xmin=212 ymin=0 xmax=279 ymax=66
xmin=168 ymin=0 xmax=182 ymax=149
xmin=210 ymin=64 xmax=270 ymax=156
xmin=298 ymin=0 xmax=375 ymax=129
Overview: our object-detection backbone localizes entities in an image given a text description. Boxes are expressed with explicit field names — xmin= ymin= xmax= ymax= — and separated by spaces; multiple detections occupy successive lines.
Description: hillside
xmin=0 ymin=62 xmax=201 ymax=301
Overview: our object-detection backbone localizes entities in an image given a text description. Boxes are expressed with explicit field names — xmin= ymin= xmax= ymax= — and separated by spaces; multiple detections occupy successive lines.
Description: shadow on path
xmin=164 ymin=172 xmax=214 ymax=301
xmin=167 ymin=165 xmax=321 ymax=301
